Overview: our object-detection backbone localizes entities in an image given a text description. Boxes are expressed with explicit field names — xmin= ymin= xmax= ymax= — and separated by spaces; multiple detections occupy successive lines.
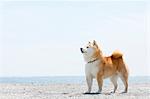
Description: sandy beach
xmin=0 ymin=82 xmax=150 ymax=99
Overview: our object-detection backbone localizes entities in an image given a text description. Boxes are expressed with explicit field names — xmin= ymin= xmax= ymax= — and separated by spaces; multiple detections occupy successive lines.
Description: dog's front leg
xmin=96 ymin=74 xmax=103 ymax=93
xmin=85 ymin=76 xmax=93 ymax=93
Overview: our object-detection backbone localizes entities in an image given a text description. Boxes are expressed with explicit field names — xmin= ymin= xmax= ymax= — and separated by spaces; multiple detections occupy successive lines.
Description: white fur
xmin=82 ymin=47 xmax=100 ymax=78
xmin=82 ymin=47 xmax=95 ymax=63
xmin=85 ymin=60 xmax=100 ymax=93
xmin=81 ymin=45 xmax=101 ymax=93
xmin=85 ymin=60 xmax=100 ymax=78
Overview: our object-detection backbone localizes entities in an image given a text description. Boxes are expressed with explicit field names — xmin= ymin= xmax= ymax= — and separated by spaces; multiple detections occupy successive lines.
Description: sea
xmin=0 ymin=76 xmax=149 ymax=85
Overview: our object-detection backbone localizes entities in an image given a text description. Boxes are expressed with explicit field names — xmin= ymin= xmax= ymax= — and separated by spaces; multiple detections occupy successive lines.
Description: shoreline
xmin=0 ymin=76 xmax=150 ymax=84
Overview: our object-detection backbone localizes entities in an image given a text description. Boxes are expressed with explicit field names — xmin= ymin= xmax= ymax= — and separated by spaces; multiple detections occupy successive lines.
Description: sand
xmin=0 ymin=82 xmax=150 ymax=99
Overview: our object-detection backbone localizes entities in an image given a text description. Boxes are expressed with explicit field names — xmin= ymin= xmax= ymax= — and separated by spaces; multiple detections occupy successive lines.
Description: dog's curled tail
xmin=111 ymin=50 xmax=123 ymax=58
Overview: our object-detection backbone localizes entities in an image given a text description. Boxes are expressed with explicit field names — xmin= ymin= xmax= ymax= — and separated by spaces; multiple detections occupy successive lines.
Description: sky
xmin=0 ymin=0 xmax=150 ymax=77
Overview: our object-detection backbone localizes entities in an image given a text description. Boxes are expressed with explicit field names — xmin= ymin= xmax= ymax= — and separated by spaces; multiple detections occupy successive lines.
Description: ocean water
xmin=0 ymin=76 xmax=149 ymax=85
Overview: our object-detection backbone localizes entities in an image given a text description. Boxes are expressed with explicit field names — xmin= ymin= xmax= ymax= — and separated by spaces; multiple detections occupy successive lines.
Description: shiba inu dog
xmin=80 ymin=40 xmax=129 ymax=94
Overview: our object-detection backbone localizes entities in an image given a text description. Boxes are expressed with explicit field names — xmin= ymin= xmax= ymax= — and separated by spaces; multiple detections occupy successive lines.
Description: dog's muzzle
xmin=80 ymin=48 xmax=84 ymax=53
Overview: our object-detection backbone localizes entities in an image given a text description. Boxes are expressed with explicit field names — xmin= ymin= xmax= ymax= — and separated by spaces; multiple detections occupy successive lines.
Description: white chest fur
xmin=85 ymin=60 xmax=100 ymax=78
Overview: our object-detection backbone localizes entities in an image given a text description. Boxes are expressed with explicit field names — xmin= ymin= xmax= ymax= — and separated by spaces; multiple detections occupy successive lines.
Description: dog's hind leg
xmin=110 ymin=75 xmax=118 ymax=93
xmin=119 ymin=73 xmax=128 ymax=93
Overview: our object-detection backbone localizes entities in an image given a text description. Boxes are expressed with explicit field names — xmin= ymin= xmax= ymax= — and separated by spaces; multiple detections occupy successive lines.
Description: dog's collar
xmin=87 ymin=58 xmax=99 ymax=63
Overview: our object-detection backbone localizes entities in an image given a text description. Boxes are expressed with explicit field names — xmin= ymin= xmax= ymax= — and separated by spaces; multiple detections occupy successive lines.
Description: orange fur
xmin=94 ymin=44 xmax=128 ymax=93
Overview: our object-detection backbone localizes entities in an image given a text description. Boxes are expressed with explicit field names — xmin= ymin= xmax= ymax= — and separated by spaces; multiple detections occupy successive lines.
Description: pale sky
xmin=0 ymin=0 xmax=150 ymax=77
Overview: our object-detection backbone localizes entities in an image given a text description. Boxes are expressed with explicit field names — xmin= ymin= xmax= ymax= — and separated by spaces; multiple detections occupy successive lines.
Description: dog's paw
xmin=120 ymin=91 xmax=127 ymax=94
xmin=110 ymin=91 xmax=115 ymax=94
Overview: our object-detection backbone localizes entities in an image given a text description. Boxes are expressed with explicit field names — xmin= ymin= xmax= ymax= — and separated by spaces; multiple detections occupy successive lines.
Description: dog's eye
xmin=86 ymin=46 xmax=89 ymax=48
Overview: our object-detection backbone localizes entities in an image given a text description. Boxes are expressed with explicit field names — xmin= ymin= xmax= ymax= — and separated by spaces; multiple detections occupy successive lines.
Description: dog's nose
xmin=80 ymin=48 xmax=83 ymax=53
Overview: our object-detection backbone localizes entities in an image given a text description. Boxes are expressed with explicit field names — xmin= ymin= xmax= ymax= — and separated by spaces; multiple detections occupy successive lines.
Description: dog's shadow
xmin=83 ymin=92 xmax=100 ymax=95
xmin=83 ymin=92 xmax=104 ymax=95
xmin=83 ymin=92 xmax=127 ymax=95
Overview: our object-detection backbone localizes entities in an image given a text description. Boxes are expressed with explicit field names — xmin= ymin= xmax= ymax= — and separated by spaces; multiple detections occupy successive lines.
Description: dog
xmin=80 ymin=40 xmax=129 ymax=94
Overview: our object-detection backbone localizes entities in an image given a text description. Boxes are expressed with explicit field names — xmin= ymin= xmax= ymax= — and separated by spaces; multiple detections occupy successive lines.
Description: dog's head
xmin=80 ymin=40 xmax=101 ymax=63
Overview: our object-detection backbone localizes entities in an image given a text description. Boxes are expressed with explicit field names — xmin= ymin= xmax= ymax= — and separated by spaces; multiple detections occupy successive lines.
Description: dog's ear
xmin=93 ymin=40 xmax=97 ymax=45
xmin=88 ymin=41 xmax=92 ymax=46
xmin=93 ymin=40 xmax=98 ymax=48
